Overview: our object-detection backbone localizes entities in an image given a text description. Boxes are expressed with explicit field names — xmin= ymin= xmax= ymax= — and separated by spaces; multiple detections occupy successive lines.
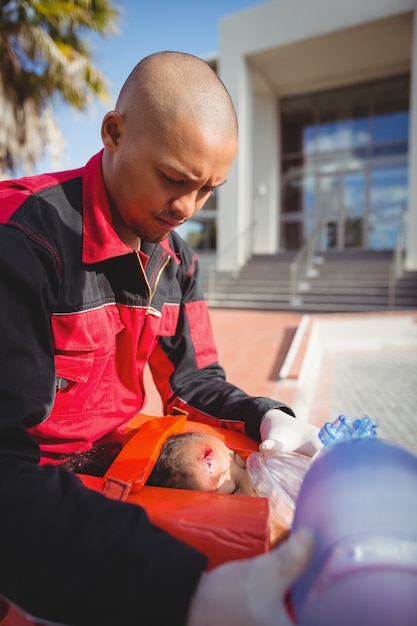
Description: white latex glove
xmin=186 ymin=528 xmax=314 ymax=626
xmin=259 ymin=409 xmax=322 ymax=457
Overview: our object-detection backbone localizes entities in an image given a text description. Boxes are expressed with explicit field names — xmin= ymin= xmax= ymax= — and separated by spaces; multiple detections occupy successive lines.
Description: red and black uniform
xmin=0 ymin=151 xmax=294 ymax=626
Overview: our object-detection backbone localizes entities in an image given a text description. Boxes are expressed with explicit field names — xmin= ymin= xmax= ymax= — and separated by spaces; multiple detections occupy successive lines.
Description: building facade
xmin=181 ymin=0 xmax=417 ymax=276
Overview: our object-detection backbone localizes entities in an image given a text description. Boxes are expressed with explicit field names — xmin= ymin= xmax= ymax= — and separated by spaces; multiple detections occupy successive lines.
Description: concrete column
xmin=252 ymin=92 xmax=280 ymax=254
xmin=217 ymin=53 xmax=253 ymax=272
xmin=406 ymin=9 xmax=417 ymax=270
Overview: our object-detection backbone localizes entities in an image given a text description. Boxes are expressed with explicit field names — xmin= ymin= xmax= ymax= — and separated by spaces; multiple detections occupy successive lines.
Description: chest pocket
xmin=51 ymin=306 xmax=125 ymax=418
xmin=157 ymin=303 xmax=180 ymax=336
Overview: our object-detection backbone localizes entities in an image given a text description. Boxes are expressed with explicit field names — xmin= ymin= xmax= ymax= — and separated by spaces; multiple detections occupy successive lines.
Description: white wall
xmin=407 ymin=10 xmax=417 ymax=270
xmin=221 ymin=0 xmax=415 ymax=54
xmin=217 ymin=0 xmax=417 ymax=272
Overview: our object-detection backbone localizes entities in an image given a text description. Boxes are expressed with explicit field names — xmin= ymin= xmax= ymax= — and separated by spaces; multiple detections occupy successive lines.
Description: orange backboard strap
xmin=102 ymin=477 xmax=133 ymax=502
xmin=103 ymin=413 xmax=188 ymax=500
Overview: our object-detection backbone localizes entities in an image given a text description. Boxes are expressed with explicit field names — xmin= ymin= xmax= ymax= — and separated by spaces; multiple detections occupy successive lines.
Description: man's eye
xmin=162 ymin=173 xmax=184 ymax=186
xmin=201 ymin=186 xmax=215 ymax=195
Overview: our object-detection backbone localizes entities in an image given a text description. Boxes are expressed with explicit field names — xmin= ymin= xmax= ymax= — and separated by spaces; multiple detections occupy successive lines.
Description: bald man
xmin=0 ymin=51 xmax=317 ymax=626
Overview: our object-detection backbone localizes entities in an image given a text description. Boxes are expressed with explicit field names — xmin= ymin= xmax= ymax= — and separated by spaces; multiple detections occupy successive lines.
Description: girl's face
xmin=185 ymin=435 xmax=257 ymax=497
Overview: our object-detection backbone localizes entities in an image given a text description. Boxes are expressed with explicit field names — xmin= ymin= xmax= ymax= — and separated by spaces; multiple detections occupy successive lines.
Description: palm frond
xmin=0 ymin=0 xmax=120 ymax=176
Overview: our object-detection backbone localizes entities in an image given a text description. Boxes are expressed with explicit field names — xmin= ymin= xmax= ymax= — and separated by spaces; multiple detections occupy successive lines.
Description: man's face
xmin=105 ymin=115 xmax=237 ymax=244
xmin=184 ymin=434 xmax=257 ymax=497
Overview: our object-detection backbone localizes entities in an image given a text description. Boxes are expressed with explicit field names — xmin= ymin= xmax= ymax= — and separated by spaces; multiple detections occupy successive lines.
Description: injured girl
xmin=62 ymin=428 xmax=311 ymax=547
xmin=146 ymin=431 xmax=311 ymax=546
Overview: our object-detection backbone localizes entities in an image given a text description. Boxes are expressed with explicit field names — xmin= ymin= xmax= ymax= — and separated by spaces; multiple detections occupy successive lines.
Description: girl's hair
xmin=146 ymin=431 xmax=205 ymax=490
xmin=60 ymin=444 xmax=121 ymax=476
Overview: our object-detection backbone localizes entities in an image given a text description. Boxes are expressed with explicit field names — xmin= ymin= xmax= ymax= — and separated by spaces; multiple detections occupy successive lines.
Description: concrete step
xmin=203 ymin=250 xmax=417 ymax=313
xmin=205 ymin=296 xmax=397 ymax=309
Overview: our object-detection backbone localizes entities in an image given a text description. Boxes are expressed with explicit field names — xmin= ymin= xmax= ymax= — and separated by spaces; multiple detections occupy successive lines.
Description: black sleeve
xmin=149 ymin=236 xmax=295 ymax=442
xmin=0 ymin=227 xmax=207 ymax=626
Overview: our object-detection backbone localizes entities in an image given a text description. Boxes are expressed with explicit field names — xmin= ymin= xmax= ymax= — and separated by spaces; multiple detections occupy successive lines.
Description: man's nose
xmin=170 ymin=191 xmax=199 ymax=220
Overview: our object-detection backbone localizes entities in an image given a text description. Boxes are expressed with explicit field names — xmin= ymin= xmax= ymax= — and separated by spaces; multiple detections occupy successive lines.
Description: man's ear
xmin=101 ymin=111 xmax=123 ymax=151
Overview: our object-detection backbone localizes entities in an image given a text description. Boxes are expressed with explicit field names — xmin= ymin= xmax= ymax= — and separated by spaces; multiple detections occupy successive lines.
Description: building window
xmin=280 ymin=75 xmax=409 ymax=252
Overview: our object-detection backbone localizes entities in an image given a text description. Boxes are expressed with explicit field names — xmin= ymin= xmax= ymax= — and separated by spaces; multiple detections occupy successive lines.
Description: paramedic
xmin=0 ymin=50 xmax=319 ymax=626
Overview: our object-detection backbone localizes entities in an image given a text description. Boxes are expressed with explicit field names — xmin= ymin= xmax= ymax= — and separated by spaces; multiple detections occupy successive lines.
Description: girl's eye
xmin=231 ymin=482 xmax=239 ymax=495
xmin=233 ymin=451 xmax=246 ymax=469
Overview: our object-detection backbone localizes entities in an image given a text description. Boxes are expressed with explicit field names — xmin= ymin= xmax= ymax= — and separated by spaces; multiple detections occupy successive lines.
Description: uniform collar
xmin=81 ymin=150 xmax=181 ymax=267
xmin=82 ymin=150 xmax=133 ymax=264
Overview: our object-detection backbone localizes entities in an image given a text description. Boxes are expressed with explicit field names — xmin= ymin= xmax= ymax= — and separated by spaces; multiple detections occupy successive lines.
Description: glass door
xmin=343 ymin=172 xmax=365 ymax=248
xmin=317 ymin=174 xmax=342 ymax=251
xmin=316 ymin=172 xmax=366 ymax=251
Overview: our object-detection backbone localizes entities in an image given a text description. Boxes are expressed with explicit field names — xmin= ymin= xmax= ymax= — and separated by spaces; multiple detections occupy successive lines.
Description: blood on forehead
xmin=195 ymin=443 xmax=221 ymax=491
xmin=198 ymin=444 xmax=214 ymax=470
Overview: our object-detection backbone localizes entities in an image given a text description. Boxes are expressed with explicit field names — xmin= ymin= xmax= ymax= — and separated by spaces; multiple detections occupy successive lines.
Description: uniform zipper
xmin=136 ymin=251 xmax=171 ymax=315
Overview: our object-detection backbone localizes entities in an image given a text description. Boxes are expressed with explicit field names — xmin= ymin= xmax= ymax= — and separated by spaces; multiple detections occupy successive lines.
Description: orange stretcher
xmin=1 ymin=412 xmax=271 ymax=626
xmin=93 ymin=411 xmax=271 ymax=569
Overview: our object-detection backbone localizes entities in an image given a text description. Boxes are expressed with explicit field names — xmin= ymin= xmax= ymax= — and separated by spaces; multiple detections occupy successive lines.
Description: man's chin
xmin=148 ymin=232 xmax=170 ymax=244
xmin=136 ymin=229 xmax=170 ymax=244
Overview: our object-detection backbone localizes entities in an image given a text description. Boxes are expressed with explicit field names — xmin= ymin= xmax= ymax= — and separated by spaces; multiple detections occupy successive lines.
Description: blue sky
xmin=50 ymin=0 xmax=267 ymax=171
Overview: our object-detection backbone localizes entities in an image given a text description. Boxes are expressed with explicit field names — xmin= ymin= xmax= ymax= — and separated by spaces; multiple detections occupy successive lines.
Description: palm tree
xmin=0 ymin=0 xmax=120 ymax=178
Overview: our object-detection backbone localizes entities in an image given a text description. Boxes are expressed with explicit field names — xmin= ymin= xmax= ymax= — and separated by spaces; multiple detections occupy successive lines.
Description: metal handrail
xmin=388 ymin=212 xmax=407 ymax=309
xmin=289 ymin=227 xmax=321 ymax=305
xmin=206 ymin=219 xmax=323 ymax=305
xmin=205 ymin=220 xmax=255 ymax=301
xmin=289 ymin=244 xmax=308 ymax=305
xmin=208 ymin=222 xmax=322 ymax=306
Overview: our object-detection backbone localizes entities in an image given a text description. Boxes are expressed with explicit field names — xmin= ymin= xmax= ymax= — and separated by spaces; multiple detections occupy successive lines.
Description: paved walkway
xmin=143 ymin=309 xmax=417 ymax=456
xmin=290 ymin=312 xmax=417 ymax=455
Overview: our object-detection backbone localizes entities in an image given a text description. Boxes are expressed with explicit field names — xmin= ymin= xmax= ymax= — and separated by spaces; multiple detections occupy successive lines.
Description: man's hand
xmin=186 ymin=528 xmax=314 ymax=626
xmin=260 ymin=410 xmax=322 ymax=457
